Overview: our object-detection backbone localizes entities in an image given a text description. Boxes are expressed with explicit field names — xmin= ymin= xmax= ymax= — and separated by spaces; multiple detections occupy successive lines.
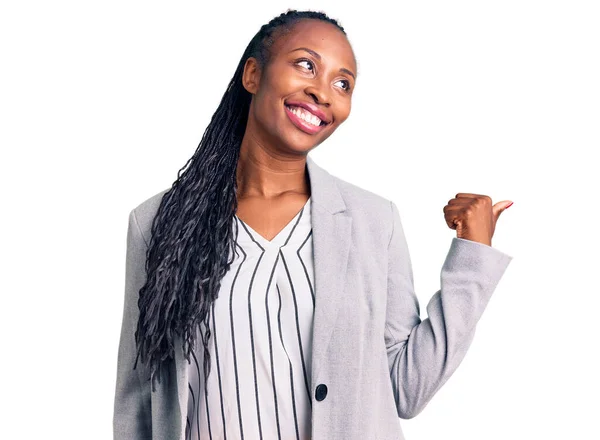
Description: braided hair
xmin=133 ymin=9 xmax=347 ymax=391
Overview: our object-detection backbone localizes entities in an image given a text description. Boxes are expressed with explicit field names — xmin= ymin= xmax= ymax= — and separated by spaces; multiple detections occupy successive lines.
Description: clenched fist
xmin=443 ymin=193 xmax=513 ymax=247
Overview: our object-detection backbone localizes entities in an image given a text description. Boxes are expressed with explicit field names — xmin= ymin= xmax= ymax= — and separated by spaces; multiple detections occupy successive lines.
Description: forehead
xmin=272 ymin=19 xmax=357 ymax=72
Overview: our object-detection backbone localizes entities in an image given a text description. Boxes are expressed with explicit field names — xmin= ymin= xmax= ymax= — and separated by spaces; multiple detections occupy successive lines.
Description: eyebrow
xmin=289 ymin=47 xmax=356 ymax=80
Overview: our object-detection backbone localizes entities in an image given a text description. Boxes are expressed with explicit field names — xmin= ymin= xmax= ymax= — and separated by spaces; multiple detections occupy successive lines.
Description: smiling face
xmin=242 ymin=19 xmax=357 ymax=155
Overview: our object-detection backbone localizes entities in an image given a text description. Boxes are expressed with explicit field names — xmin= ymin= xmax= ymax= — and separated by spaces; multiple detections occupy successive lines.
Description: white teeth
xmin=287 ymin=105 xmax=323 ymax=127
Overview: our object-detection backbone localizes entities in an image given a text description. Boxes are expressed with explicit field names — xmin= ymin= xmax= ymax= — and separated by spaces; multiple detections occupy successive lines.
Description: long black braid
xmin=133 ymin=9 xmax=347 ymax=391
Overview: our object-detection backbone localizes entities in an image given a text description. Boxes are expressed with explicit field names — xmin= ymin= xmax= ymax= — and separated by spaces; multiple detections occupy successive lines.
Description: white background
xmin=1 ymin=1 xmax=599 ymax=439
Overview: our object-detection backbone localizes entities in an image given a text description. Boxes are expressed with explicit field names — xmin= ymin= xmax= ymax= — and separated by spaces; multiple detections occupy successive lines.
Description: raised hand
xmin=443 ymin=193 xmax=513 ymax=246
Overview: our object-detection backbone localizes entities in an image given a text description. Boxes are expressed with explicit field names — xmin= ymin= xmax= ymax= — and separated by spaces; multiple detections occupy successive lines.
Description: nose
xmin=305 ymin=82 xmax=331 ymax=107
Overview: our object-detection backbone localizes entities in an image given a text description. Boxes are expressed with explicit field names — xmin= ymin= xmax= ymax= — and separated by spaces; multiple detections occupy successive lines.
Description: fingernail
xmin=506 ymin=202 xmax=514 ymax=209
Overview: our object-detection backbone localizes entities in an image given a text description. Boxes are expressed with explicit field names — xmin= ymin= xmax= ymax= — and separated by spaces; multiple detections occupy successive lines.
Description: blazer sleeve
xmin=385 ymin=200 xmax=513 ymax=419
xmin=113 ymin=209 xmax=152 ymax=439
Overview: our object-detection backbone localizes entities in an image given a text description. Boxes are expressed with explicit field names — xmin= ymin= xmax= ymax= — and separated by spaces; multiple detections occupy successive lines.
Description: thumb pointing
xmin=493 ymin=200 xmax=513 ymax=221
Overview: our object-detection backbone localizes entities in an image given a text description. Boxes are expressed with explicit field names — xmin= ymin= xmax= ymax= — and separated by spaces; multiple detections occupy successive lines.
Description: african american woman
xmin=113 ymin=9 xmax=513 ymax=440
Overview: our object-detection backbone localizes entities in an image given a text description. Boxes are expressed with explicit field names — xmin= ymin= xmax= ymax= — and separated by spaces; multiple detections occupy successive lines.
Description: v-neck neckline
xmin=235 ymin=197 xmax=311 ymax=250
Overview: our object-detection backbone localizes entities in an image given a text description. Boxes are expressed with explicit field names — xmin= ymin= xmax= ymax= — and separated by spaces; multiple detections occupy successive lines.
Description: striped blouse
xmin=186 ymin=197 xmax=315 ymax=440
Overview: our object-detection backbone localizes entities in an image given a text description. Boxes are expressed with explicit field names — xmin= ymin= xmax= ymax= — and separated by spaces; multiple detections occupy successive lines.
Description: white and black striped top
xmin=186 ymin=197 xmax=315 ymax=440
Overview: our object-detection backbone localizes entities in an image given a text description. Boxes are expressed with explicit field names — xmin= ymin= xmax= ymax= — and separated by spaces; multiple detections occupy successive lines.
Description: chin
xmin=283 ymin=135 xmax=322 ymax=153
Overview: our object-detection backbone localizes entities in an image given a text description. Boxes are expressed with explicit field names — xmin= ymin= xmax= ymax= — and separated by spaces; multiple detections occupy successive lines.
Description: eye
xmin=335 ymin=79 xmax=352 ymax=92
xmin=295 ymin=58 xmax=352 ymax=92
xmin=296 ymin=58 xmax=314 ymax=72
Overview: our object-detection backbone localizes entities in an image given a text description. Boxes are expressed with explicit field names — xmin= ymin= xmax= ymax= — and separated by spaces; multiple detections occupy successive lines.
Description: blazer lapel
xmin=173 ymin=154 xmax=352 ymax=431
xmin=305 ymin=155 xmax=352 ymax=389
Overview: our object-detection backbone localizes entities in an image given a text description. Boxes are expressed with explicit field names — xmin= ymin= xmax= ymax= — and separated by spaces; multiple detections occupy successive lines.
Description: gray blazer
xmin=114 ymin=154 xmax=513 ymax=440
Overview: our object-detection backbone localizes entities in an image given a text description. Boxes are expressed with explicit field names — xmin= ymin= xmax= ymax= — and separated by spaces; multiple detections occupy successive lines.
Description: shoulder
xmin=329 ymin=173 xmax=396 ymax=242
xmin=333 ymin=174 xmax=392 ymax=212
xmin=129 ymin=187 xmax=170 ymax=245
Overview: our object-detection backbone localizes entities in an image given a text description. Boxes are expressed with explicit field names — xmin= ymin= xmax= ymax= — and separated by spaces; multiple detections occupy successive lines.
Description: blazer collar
xmin=305 ymin=154 xmax=347 ymax=214
xmin=172 ymin=154 xmax=353 ymax=438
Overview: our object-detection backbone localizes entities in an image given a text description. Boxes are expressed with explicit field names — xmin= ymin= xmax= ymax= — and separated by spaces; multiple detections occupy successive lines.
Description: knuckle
xmin=474 ymin=197 xmax=489 ymax=207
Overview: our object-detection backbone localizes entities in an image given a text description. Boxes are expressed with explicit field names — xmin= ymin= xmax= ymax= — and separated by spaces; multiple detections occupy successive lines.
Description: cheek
xmin=252 ymin=91 xmax=279 ymax=125
xmin=335 ymin=101 xmax=352 ymax=124
xmin=255 ymin=82 xmax=287 ymax=116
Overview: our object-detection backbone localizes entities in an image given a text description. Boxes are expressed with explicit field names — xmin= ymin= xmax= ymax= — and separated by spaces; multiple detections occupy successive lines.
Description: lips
xmin=284 ymin=103 xmax=328 ymax=135
xmin=284 ymin=100 xmax=331 ymax=125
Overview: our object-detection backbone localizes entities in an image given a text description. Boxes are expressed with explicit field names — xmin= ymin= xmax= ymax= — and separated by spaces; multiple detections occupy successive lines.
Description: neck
xmin=236 ymin=131 xmax=310 ymax=200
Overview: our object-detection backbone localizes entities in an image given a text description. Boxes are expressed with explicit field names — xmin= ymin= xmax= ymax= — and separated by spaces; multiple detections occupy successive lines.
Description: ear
xmin=242 ymin=57 xmax=261 ymax=95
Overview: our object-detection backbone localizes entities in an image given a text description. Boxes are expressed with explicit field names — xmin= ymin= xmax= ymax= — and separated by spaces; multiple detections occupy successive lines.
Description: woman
xmin=113 ymin=9 xmax=513 ymax=440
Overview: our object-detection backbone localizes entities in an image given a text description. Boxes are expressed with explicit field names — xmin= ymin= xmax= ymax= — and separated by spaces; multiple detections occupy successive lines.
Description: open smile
xmin=284 ymin=103 xmax=329 ymax=135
